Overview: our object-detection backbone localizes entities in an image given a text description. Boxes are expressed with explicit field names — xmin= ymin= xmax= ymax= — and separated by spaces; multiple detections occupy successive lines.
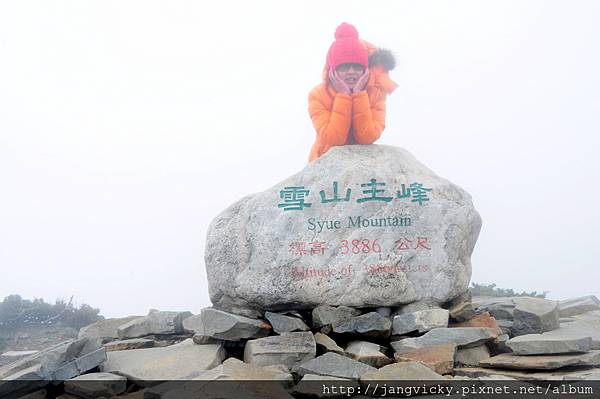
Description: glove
xmin=353 ymin=68 xmax=370 ymax=93
xmin=328 ymin=68 xmax=351 ymax=95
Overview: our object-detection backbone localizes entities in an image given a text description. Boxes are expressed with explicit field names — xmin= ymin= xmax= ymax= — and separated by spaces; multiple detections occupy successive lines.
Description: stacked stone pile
xmin=3 ymin=145 xmax=600 ymax=397
xmin=2 ymin=294 xmax=600 ymax=398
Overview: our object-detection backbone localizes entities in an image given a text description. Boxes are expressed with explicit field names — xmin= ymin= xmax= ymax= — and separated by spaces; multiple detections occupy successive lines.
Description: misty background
xmin=1 ymin=1 xmax=599 ymax=318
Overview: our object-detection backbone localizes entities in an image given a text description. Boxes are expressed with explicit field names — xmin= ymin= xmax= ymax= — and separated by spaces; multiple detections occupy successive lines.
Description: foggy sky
xmin=1 ymin=0 xmax=599 ymax=318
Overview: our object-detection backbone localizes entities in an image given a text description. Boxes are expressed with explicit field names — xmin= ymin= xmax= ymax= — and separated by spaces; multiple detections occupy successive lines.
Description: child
xmin=308 ymin=22 xmax=398 ymax=162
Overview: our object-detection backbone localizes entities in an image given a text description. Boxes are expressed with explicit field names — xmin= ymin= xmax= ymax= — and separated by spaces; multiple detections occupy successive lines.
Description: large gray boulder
xmin=205 ymin=145 xmax=481 ymax=314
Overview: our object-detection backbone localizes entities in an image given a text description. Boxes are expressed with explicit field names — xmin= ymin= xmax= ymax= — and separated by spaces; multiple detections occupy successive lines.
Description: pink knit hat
xmin=326 ymin=22 xmax=369 ymax=71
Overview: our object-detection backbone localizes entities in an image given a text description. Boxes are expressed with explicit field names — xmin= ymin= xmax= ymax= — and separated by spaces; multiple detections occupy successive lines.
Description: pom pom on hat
xmin=335 ymin=22 xmax=359 ymax=39
xmin=326 ymin=22 xmax=368 ymax=71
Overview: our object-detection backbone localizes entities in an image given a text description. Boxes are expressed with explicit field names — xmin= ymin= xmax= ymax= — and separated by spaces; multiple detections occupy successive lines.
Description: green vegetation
xmin=0 ymin=295 xmax=103 ymax=330
xmin=469 ymin=282 xmax=548 ymax=298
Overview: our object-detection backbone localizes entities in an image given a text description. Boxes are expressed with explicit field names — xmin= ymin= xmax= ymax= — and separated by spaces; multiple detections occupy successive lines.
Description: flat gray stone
xmin=455 ymin=345 xmax=491 ymax=366
xmin=455 ymin=366 xmax=600 ymax=381
xmin=149 ymin=359 xmax=294 ymax=399
xmin=100 ymin=338 xmax=224 ymax=384
xmin=205 ymin=145 xmax=482 ymax=312
xmin=393 ymin=343 xmax=456 ymax=375
xmin=471 ymin=297 xmax=517 ymax=320
xmin=553 ymin=310 xmax=600 ymax=349
xmin=360 ymin=361 xmax=446 ymax=381
xmin=65 ymin=372 xmax=127 ymax=398
xmin=0 ymin=351 xmax=39 ymax=367
xmin=53 ymin=348 xmax=108 ymax=380
xmin=479 ymin=350 xmax=600 ymax=370
xmin=448 ymin=301 xmax=476 ymax=323
xmin=181 ymin=314 xmax=203 ymax=334
xmin=314 ymin=332 xmax=344 ymax=355
xmin=496 ymin=319 xmax=514 ymax=335
xmin=490 ymin=333 xmax=511 ymax=354
xmin=79 ymin=316 xmax=143 ymax=342
xmin=264 ymin=311 xmax=309 ymax=333
xmin=392 ymin=308 xmax=448 ymax=335
xmin=559 ymin=296 xmax=600 ymax=317
xmin=243 ymin=332 xmax=316 ymax=368
xmin=192 ymin=334 xmax=222 ymax=345
xmin=295 ymin=352 xmax=376 ymax=379
xmin=391 ymin=327 xmax=499 ymax=353
xmin=344 ymin=341 xmax=392 ymax=368
xmin=511 ymin=297 xmax=560 ymax=336
xmin=506 ymin=333 xmax=592 ymax=355
xmin=332 ymin=312 xmax=391 ymax=338
xmin=312 ymin=305 xmax=360 ymax=329
xmin=0 ymin=338 xmax=106 ymax=398
xmin=194 ymin=357 xmax=293 ymax=382
xmin=117 ymin=309 xmax=193 ymax=339
xmin=104 ymin=338 xmax=154 ymax=352
xmin=198 ymin=307 xmax=271 ymax=341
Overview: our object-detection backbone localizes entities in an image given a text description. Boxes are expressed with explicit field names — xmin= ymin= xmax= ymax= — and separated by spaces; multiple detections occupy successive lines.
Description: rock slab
xmin=511 ymin=297 xmax=560 ymax=336
xmin=332 ymin=312 xmax=391 ymax=338
xmin=0 ymin=338 xmax=106 ymax=398
xmin=360 ymin=361 xmax=446 ymax=381
xmin=243 ymin=332 xmax=316 ymax=368
xmin=559 ymin=296 xmax=600 ymax=317
xmin=100 ymin=339 xmax=224 ymax=383
xmin=506 ymin=333 xmax=592 ymax=355
xmin=79 ymin=316 xmax=142 ymax=342
xmin=198 ymin=308 xmax=271 ymax=341
xmin=479 ymin=350 xmax=600 ymax=370
xmin=64 ymin=372 xmax=127 ymax=399
xmin=205 ymin=145 xmax=482 ymax=314
xmin=117 ymin=310 xmax=192 ymax=339
xmin=394 ymin=343 xmax=456 ymax=375
xmin=391 ymin=327 xmax=498 ymax=353
xmin=295 ymin=352 xmax=376 ymax=379
xmin=345 ymin=341 xmax=392 ymax=368
xmin=392 ymin=308 xmax=449 ymax=335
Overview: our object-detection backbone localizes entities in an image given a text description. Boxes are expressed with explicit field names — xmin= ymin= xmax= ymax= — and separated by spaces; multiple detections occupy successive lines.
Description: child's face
xmin=335 ymin=63 xmax=365 ymax=89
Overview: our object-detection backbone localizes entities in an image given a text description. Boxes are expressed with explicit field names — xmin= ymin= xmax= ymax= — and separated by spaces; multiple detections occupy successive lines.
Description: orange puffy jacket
xmin=308 ymin=41 xmax=398 ymax=162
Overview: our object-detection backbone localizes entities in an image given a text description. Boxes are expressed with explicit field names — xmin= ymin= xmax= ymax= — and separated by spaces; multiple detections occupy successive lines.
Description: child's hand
xmin=354 ymin=68 xmax=370 ymax=93
xmin=328 ymin=68 xmax=351 ymax=95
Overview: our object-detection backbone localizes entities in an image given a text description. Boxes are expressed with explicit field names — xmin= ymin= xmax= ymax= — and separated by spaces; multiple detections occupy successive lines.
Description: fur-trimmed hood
xmin=368 ymin=48 xmax=396 ymax=72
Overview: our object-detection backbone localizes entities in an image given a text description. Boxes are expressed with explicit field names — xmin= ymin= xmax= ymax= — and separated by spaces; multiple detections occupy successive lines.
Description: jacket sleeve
xmin=351 ymin=90 xmax=387 ymax=144
xmin=308 ymin=88 xmax=353 ymax=147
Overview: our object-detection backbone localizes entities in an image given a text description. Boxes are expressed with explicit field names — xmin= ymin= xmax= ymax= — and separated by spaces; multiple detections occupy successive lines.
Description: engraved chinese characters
xmin=205 ymin=145 xmax=482 ymax=315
